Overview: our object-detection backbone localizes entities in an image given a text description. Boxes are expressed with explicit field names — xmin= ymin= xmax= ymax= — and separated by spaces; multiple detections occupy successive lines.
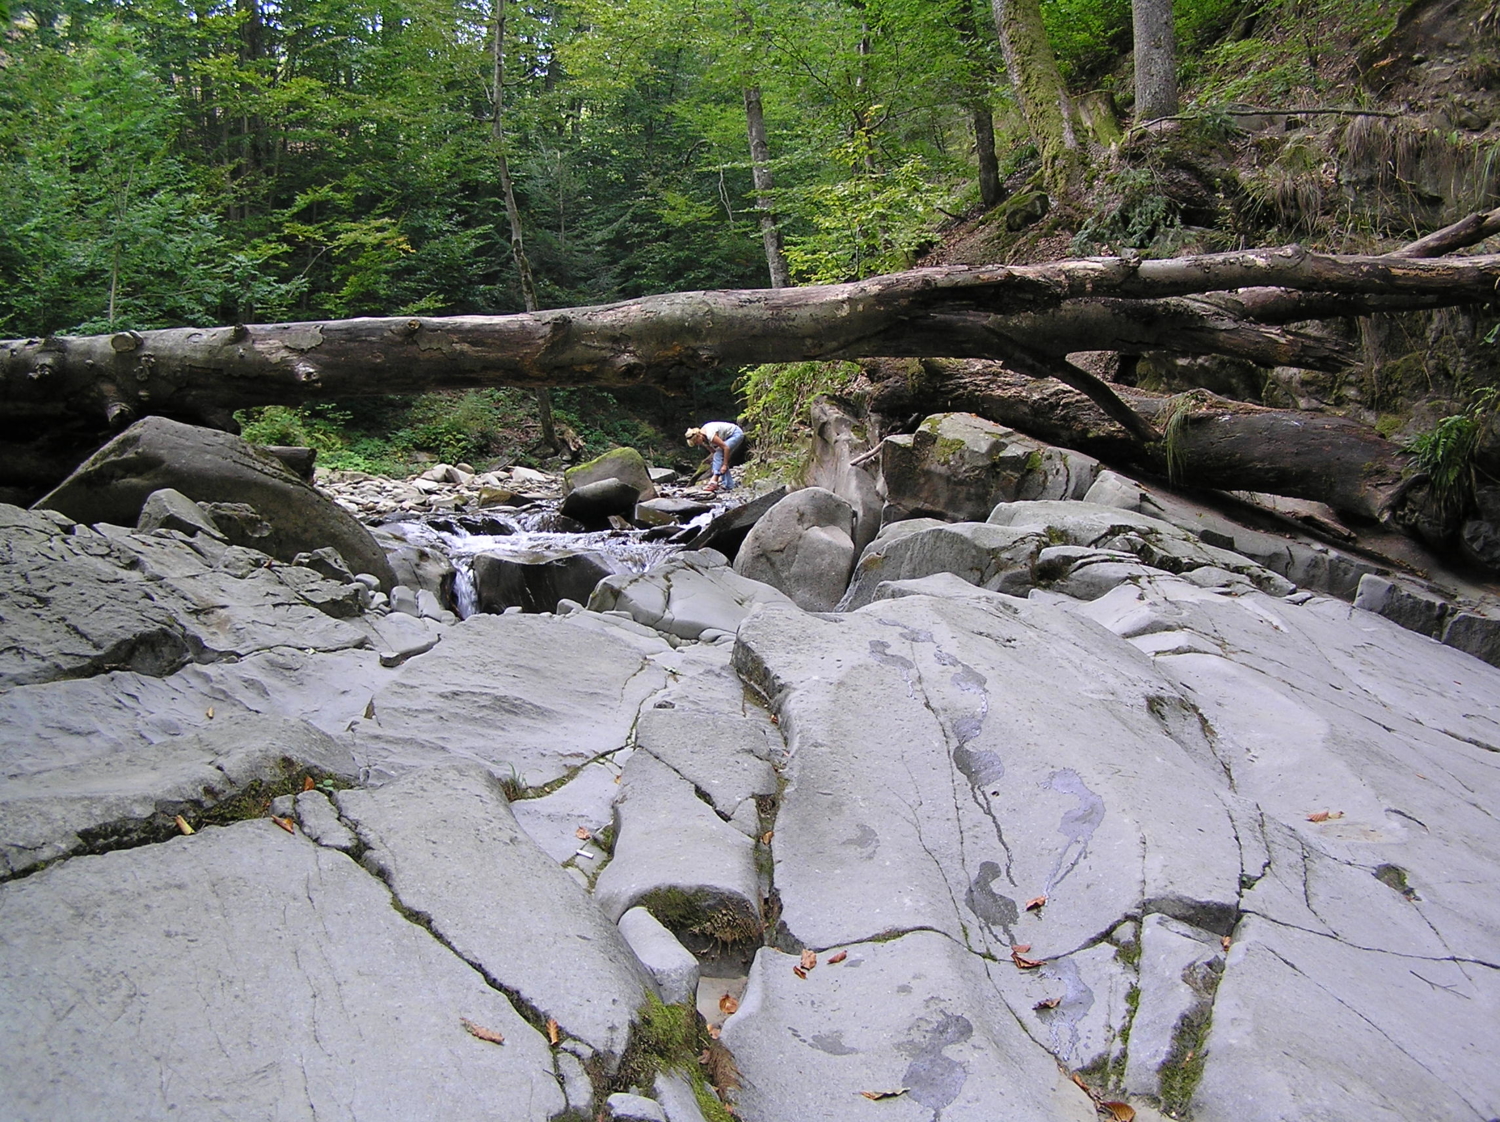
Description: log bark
xmin=7 ymin=247 xmax=1499 ymax=434
xmin=866 ymin=358 xmax=1412 ymax=522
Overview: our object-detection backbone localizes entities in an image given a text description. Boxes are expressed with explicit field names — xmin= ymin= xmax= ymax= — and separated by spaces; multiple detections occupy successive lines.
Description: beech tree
xmin=1132 ymin=0 xmax=1179 ymax=120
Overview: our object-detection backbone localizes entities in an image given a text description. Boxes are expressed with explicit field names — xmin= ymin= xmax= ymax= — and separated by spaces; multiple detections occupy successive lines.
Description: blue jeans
xmin=711 ymin=428 xmax=745 ymax=489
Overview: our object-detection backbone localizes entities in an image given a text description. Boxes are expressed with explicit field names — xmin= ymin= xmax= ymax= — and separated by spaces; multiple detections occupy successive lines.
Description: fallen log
xmin=865 ymin=358 xmax=1412 ymax=523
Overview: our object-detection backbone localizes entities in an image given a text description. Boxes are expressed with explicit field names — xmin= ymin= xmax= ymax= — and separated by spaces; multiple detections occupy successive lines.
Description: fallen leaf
xmin=303 ymin=776 xmax=315 ymax=792
xmin=205 ymin=706 xmax=214 ymax=719
xmin=1012 ymin=943 xmax=1032 ymax=954
xmin=1101 ymin=1102 xmax=1136 ymax=1121
xmin=800 ymin=949 xmax=817 ymax=971
xmin=271 ymin=815 xmax=296 ymax=834
xmin=792 ymin=966 xmax=807 ymax=980
xmin=1307 ymin=809 xmax=1345 ymax=823
xmin=1034 ymin=996 xmax=1061 ymax=1010
xmin=174 ymin=815 xmax=195 ymax=836
xmin=857 ymin=1089 xmax=908 ymax=1101
xmin=1011 ymin=946 xmax=1046 ymax=969
xmin=460 ymin=1017 xmax=504 ymax=1045
xmin=769 ymin=715 xmax=779 ymax=725
xmin=1221 ymin=936 xmax=1232 ymax=951
xmin=1025 ymin=895 xmax=1047 ymax=911
xmin=719 ymin=993 xmax=739 ymax=1016
xmin=760 ymin=831 xmax=773 ymax=846
xmin=827 ymin=950 xmax=848 ymax=964
xmin=700 ymin=1049 xmax=713 ymax=1063
xmin=614 ymin=774 xmax=621 ymax=784
xmin=1070 ymin=1071 xmax=1091 ymax=1093
xmin=707 ymin=1026 xmax=721 ymax=1040
xmin=575 ymin=826 xmax=591 ymax=840
xmin=546 ymin=1017 xmax=560 ymax=1045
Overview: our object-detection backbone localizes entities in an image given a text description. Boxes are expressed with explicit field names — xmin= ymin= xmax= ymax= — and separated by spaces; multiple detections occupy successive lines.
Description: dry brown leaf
xmin=1025 ymin=895 xmax=1047 ymax=911
xmin=707 ymin=1026 xmax=721 ymax=1041
xmin=205 ymin=706 xmax=214 ymax=719
xmin=769 ymin=715 xmax=779 ymax=725
xmin=271 ymin=815 xmax=296 ymax=834
xmin=792 ymin=965 xmax=807 ymax=980
xmin=303 ymin=776 xmax=315 ymax=791
xmin=1071 ymin=1071 xmax=1091 ymax=1093
xmin=1221 ymin=936 xmax=1232 ymax=951
xmin=760 ymin=831 xmax=773 ymax=846
xmin=1011 ymin=946 xmax=1046 ymax=969
xmin=1306 ymin=809 xmax=1345 ymax=823
xmin=1101 ymin=1102 xmax=1136 ymax=1121
xmin=460 ymin=1017 xmax=505 ymax=1045
xmin=546 ymin=1017 xmax=560 ymax=1045
xmin=719 ymin=993 xmax=740 ymax=1016
xmin=827 ymin=950 xmax=848 ymax=964
xmin=700 ymin=1048 xmax=713 ymax=1064
xmin=1012 ymin=943 xmax=1032 ymax=954
xmin=857 ymin=1089 xmax=908 ymax=1101
xmin=174 ymin=815 xmax=195 ymax=836
xmin=574 ymin=826 xmax=591 ymax=840
xmin=1034 ymin=996 xmax=1061 ymax=1010
xmin=800 ymin=949 xmax=817 ymax=971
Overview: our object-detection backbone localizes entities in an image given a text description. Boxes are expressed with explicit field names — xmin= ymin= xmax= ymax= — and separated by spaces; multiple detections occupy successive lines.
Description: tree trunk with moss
xmin=991 ymin=0 xmax=1080 ymax=197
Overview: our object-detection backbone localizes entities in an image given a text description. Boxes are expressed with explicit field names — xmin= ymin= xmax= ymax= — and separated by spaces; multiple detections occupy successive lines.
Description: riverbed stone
xmin=880 ymin=412 xmax=1099 ymax=524
xmin=634 ymin=705 xmax=779 ymax=824
xmin=636 ymin=496 xmax=712 ymax=526
xmin=511 ymin=755 xmax=631 ymax=864
xmin=838 ymin=519 xmax=1044 ymax=610
xmin=733 ymin=487 xmax=856 ymax=611
xmin=618 ymin=906 xmax=700 ymax=1005
xmin=722 ymin=934 xmax=1094 ymax=1122
xmin=294 ymin=788 xmax=358 ymax=851
xmin=0 ymin=820 xmax=564 ymax=1121
xmin=471 ymin=548 xmax=622 ymax=613
xmin=34 ymin=416 xmax=395 ymax=589
xmin=136 ymin=486 xmax=225 ymax=538
xmin=337 ymin=760 xmax=650 ymax=1066
xmin=562 ymin=478 xmax=643 ymax=526
xmin=0 ymin=711 xmax=357 ymax=878
xmin=806 ymin=395 xmax=883 ymax=554
xmin=606 ymin=1092 xmax=668 ymax=1122
xmin=592 ymin=751 xmax=761 ymax=930
xmin=352 ymin=611 xmax=670 ymax=785
xmin=589 ymin=550 xmax=799 ymax=640
xmin=565 ymin=446 xmax=657 ymax=501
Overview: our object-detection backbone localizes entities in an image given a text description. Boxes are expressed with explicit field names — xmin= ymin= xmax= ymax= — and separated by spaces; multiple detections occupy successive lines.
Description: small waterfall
xmin=384 ymin=505 xmax=697 ymax=618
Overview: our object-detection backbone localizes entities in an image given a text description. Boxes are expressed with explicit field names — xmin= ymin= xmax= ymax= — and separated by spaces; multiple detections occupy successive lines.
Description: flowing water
xmin=382 ymin=504 xmax=711 ymax=618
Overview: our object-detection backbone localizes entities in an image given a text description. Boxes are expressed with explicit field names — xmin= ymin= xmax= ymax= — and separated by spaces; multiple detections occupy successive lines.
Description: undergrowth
xmin=1405 ymin=386 xmax=1499 ymax=520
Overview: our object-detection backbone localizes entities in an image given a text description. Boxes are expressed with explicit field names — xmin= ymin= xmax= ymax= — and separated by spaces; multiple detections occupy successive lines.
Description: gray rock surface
xmin=0 ymin=821 xmax=564 ymax=1121
xmin=683 ymin=487 xmax=788 ymax=559
xmin=839 ymin=518 xmax=1043 ymax=610
xmin=35 ymin=416 xmax=394 ymax=588
xmin=294 ymin=788 xmax=359 ymax=851
xmin=606 ymin=1092 xmax=668 ymax=1122
xmin=338 ymin=760 xmax=650 ymax=1065
xmin=136 ymin=486 xmax=225 ymax=538
xmin=733 ymin=487 xmax=856 ymax=611
xmin=593 ymin=751 xmax=761 ymax=928
xmin=565 ymin=446 xmax=658 ymax=501
xmin=636 ymin=496 xmax=712 ymax=526
xmin=619 ymin=906 xmax=700 ymax=1005
xmin=472 ymin=547 xmax=622 ymax=613
xmin=722 ymin=934 xmax=1093 ymax=1122
xmin=562 ymin=477 xmax=644 ymax=525
xmin=653 ymin=1073 xmax=711 ymax=1122
xmin=880 ymin=412 xmax=1099 ymax=523
xmin=1 ymin=711 xmax=356 ymax=877
xmin=634 ymin=705 xmax=779 ymax=826
xmin=806 ymin=396 xmax=883 ymax=554
xmin=353 ymin=611 xmax=670 ymax=785
xmin=590 ymin=550 xmax=799 ymax=640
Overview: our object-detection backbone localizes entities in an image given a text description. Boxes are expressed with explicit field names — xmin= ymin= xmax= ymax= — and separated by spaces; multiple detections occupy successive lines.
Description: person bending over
xmin=685 ymin=421 xmax=745 ymax=492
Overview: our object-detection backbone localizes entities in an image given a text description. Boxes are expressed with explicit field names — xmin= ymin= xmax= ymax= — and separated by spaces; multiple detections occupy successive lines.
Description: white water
xmin=384 ymin=506 xmax=708 ymax=618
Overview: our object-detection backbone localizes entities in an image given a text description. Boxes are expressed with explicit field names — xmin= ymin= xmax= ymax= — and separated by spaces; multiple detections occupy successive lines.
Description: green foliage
xmin=1072 ymin=167 xmax=1182 ymax=254
xmin=1406 ymin=388 xmax=1499 ymax=519
xmin=736 ymin=360 xmax=859 ymax=453
xmin=1040 ymin=0 xmax=1131 ymax=81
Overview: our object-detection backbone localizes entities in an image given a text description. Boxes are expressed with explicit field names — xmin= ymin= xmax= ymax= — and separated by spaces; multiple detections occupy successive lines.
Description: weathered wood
xmin=5 ymin=247 xmax=1500 ymax=433
xmin=866 ymin=358 xmax=1411 ymax=522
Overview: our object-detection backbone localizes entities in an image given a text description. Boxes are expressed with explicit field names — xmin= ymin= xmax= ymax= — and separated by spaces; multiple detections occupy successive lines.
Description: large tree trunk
xmin=991 ymin=0 xmax=1080 ymax=197
xmin=1132 ymin=0 xmax=1179 ymax=120
xmin=743 ymin=85 xmax=792 ymax=289
xmin=866 ymin=358 xmax=1412 ymax=522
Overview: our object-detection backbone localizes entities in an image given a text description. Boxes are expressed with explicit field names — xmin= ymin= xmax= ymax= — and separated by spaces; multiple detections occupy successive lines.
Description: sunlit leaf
xmin=460 ymin=1017 xmax=504 ymax=1045
xmin=858 ymin=1088 xmax=908 ymax=1100
xmin=1034 ymin=996 xmax=1060 ymax=1010
xmin=719 ymin=993 xmax=739 ymax=1016
xmin=800 ymin=949 xmax=817 ymax=971
xmin=1101 ymin=1101 xmax=1135 ymax=1120
xmin=174 ymin=815 xmax=194 ymax=835
xmin=271 ymin=815 xmax=296 ymax=834
xmin=1025 ymin=895 xmax=1047 ymax=911
xmin=827 ymin=950 xmax=848 ymax=964
xmin=546 ymin=1017 xmax=560 ymax=1045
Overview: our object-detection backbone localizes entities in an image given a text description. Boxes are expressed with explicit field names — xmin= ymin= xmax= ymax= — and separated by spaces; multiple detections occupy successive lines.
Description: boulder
xmin=618 ymin=906 xmax=700 ymax=1006
xmin=371 ymin=524 xmax=457 ymax=601
xmin=34 ymin=417 xmax=395 ymax=589
xmin=471 ymin=549 xmax=623 ymax=614
xmin=563 ymin=446 xmax=657 ymax=501
xmin=560 ymin=478 xmax=642 ymax=526
xmin=255 ymin=444 xmax=316 ymax=481
xmin=839 ymin=518 xmax=1044 ymax=611
xmin=136 ymin=487 xmax=224 ymax=539
xmin=1353 ymin=573 xmax=1451 ymax=638
xmin=589 ymin=550 xmax=799 ymax=641
xmin=683 ymin=487 xmax=788 ymax=560
xmin=635 ymin=497 xmax=712 ymax=527
xmin=733 ymin=487 xmax=856 ymax=611
xmin=805 ymin=395 xmax=882 ymax=554
xmin=879 ymin=412 xmax=1099 ymax=524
